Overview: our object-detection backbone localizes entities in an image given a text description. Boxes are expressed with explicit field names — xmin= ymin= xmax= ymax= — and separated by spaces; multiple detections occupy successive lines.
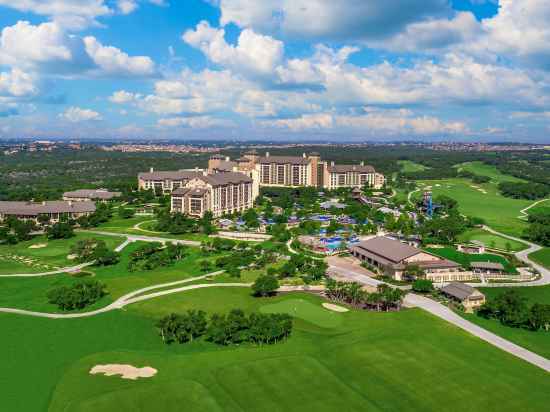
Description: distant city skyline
xmin=0 ymin=1 xmax=549 ymax=143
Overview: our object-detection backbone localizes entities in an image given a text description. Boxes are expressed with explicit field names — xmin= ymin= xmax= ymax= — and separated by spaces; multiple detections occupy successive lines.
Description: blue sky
xmin=0 ymin=0 xmax=549 ymax=142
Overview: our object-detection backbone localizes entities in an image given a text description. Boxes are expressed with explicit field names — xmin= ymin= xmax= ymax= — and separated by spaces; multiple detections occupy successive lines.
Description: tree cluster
xmin=269 ymin=253 xmax=328 ymax=283
xmin=478 ymin=290 xmax=550 ymax=332
xmin=155 ymin=211 xmax=216 ymax=235
xmin=0 ymin=217 xmax=36 ymax=244
xmin=46 ymin=222 xmax=75 ymax=240
xmin=128 ymin=242 xmax=188 ymax=271
xmin=157 ymin=309 xmax=293 ymax=346
xmin=498 ymin=182 xmax=550 ymax=200
xmin=47 ymin=280 xmax=107 ymax=311
xmin=69 ymin=238 xmax=120 ymax=266
xmin=325 ymin=279 xmax=405 ymax=311
xmin=524 ymin=212 xmax=550 ymax=246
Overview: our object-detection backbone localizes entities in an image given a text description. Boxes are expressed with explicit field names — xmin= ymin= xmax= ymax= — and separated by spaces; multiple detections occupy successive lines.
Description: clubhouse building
xmin=0 ymin=201 xmax=96 ymax=223
xmin=350 ymin=236 xmax=461 ymax=282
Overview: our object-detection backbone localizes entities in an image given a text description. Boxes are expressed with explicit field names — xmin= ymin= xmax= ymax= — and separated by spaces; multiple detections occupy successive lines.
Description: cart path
xmin=77 ymin=230 xmax=201 ymax=246
xmin=517 ymin=198 xmax=550 ymax=220
xmin=404 ymin=293 xmax=550 ymax=373
xmin=476 ymin=226 xmax=550 ymax=287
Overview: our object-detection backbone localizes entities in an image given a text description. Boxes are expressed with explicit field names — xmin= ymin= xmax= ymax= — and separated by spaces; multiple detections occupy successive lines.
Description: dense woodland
xmin=1 ymin=144 xmax=549 ymax=201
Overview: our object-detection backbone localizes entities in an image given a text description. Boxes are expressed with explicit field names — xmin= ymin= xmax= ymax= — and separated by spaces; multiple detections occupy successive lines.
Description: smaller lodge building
xmin=350 ymin=236 xmax=461 ymax=281
xmin=0 ymin=201 xmax=96 ymax=223
xmin=440 ymin=282 xmax=486 ymax=313
xmin=470 ymin=261 xmax=506 ymax=276
xmin=63 ymin=189 xmax=121 ymax=202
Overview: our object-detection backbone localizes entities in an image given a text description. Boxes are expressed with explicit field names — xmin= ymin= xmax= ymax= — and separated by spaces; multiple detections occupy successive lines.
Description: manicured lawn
xmin=529 ymin=248 xmax=550 ymax=270
xmin=414 ymin=178 xmax=532 ymax=236
xmin=456 ymin=162 xmax=526 ymax=184
xmin=457 ymin=228 xmax=528 ymax=252
xmin=526 ymin=200 xmax=550 ymax=217
xmin=398 ymin=160 xmax=428 ymax=173
xmin=459 ymin=285 xmax=550 ymax=360
xmin=0 ymin=242 xmax=219 ymax=313
xmin=2 ymin=290 xmax=550 ymax=412
xmin=426 ymin=247 xmax=517 ymax=273
xmin=0 ymin=233 xmax=124 ymax=275
xmin=260 ymin=298 xmax=344 ymax=328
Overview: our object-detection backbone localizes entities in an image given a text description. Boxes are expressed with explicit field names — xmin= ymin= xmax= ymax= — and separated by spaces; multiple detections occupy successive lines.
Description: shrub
xmin=252 ymin=274 xmax=280 ymax=297
xmin=412 ymin=279 xmax=434 ymax=293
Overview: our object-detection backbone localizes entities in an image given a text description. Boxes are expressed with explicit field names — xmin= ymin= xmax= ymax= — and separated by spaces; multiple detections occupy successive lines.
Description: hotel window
xmin=172 ymin=197 xmax=182 ymax=211
xmin=220 ymin=187 xmax=227 ymax=208
xmin=233 ymin=185 xmax=239 ymax=206
xmin=277 ymin=165 xmax=285 ymax=185
xmin=244 ymin=184 xmax=249 ymax=203
xmin=292 ymin=165 xmax=300 ymax=186
xmin=338 ymin=174 xmax=346 ymax=186
xmin=360 ymin=174 xmax=367 ymax=185
xmin=261 ymin=165 xmax=270 ymax=184
xmin=190 ymin=198 xmax=202 ymax=214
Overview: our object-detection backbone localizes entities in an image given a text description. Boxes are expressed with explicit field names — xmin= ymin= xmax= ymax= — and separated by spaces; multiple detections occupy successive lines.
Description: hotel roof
xmin=63 ymin=189 xmax=121 ymax=200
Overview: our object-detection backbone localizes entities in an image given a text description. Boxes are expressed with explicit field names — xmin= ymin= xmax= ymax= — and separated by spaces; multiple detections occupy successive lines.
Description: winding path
xmin=78 ymin=230 xmax=201 ymax=247
xmin=517 ymin=198 xmax=550 ymax=220
xmin=477 ymin=226 xmax=550 ymax=287
xmin=0 ymin=262 xmax=94 ymax=278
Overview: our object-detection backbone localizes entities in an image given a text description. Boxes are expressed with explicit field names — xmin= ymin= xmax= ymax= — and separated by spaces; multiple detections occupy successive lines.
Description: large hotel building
xmin=138 ymin=151 xmax=385 ymax=217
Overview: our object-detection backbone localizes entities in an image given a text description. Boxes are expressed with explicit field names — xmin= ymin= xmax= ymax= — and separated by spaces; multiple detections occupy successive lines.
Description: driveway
xmin=405 ymin=293 xmax=550 ymax=373
xmin=327 ymin=256 xmax=384 ymax=288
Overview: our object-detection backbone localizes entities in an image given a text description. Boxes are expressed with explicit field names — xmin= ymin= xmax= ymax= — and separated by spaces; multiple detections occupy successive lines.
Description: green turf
xmin=460 ymin=285 xmax=550 ymax=360
xmin=398 ymin=160 xmax=428 ymax=173
xmin=0 ymin=242 xmax=219 ymax=313
xmin=1 ymin=291 xmax=547 ymax=412
xmin=456 ymin=162 xmax=526 ymax=183
xmin=529 ymin=248 xmax=550 ymax=270
xmin=526 ymin=200 xmax=550 ymax=217
xmin=0 ymin=233 xmax=124 ymax=275
xmin=425 ymin=247 xmax=517 ymax=273
xmin=457 ymin=229 xmax=528 ymax=252
xmin=414 ymin=178 xmax=532 ymax=236
xmin=260 ymin=298 xmax=344 ymax=328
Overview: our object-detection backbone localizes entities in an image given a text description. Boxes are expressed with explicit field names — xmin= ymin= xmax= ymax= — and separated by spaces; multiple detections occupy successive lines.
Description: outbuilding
xmin=440 ymin=282 xmax=486 ymax=313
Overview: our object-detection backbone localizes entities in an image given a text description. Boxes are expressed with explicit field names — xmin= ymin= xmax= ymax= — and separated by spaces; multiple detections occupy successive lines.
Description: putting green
xmin=260 ymin=298 xmax=344 ymax=328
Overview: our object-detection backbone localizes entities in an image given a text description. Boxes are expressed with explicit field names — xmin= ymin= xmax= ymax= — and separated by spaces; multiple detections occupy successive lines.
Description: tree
xmin=404 ymin=264 xmax=425 ymax=280
xmin=199 ymin=259 xmax=213 ymax=273
xmin=252 ymin=274 xmax=279 ymax=297
xmin=37 ymin=213 xmax=51 ymax=226
xmin=46 ymin=222 xmax=74 ymax=240
xmin=118 ymin=207 xmax=135 ymax=219
xmin=412 ymin=279 xmax=434 ymax=293
xmin=47 ymin=280 xmax=107 ymax=311
xmin=528 ymin=304 xmax=550 ymax=331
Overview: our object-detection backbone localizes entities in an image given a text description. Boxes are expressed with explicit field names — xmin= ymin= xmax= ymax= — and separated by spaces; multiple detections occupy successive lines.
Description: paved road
xmin=477 ymin=226 xmax=550 ymax=287
xmin=405 ymin=293 xmax=550 ymax=373
xmin=327 ymin=257 xmax=384 ymax=288
xmin=79 ymin=230 xmax=201 ymax=247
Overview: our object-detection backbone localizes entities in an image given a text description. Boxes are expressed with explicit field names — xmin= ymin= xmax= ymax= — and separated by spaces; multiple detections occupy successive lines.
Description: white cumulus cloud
xmin=59 ymin=106 xmax=102 ymax=122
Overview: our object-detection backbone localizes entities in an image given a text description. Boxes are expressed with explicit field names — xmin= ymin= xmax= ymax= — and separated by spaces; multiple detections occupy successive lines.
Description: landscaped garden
xmin=425 ymin=247 xmax=518 ymax=273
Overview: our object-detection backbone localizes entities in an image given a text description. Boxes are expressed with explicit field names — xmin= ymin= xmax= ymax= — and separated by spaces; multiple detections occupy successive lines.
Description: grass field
xmin=0 ymin=242 xmax=220 ymax=313
xmin=95 ymin=216 xmax=210 ymax=242
xmin=414 ymin=178 xmax=532 ymax=236
xmin=0 ymin=233 xmax=124 ymax=275
xmin=425 ymin=247 xmax=517 ymax=273
xmin=457 ymin=228 xmax=528 ymax=252
xmin=2 ymin=290 xmax=550 ymax=411
xmin=526 ymin=200 xmax=550 ymax=217
xmin=456 ymin=162 xmax=526 ymax=183
xmin=462 ymin=284 xmax=550 ymax=359
xmin=528 ymin=248 xmax=550 ymax=270
xmin=398 ymin=160 xmax=428 ymax=173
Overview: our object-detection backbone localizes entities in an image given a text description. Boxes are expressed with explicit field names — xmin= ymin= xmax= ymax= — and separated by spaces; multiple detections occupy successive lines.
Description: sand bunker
xmin=90 ymin=364 xmax=157 ymax=380
xmin=29 ymin=244 xmax=47 ymax=249
xmin=322 ymin=303 xmax=349 ymax=313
